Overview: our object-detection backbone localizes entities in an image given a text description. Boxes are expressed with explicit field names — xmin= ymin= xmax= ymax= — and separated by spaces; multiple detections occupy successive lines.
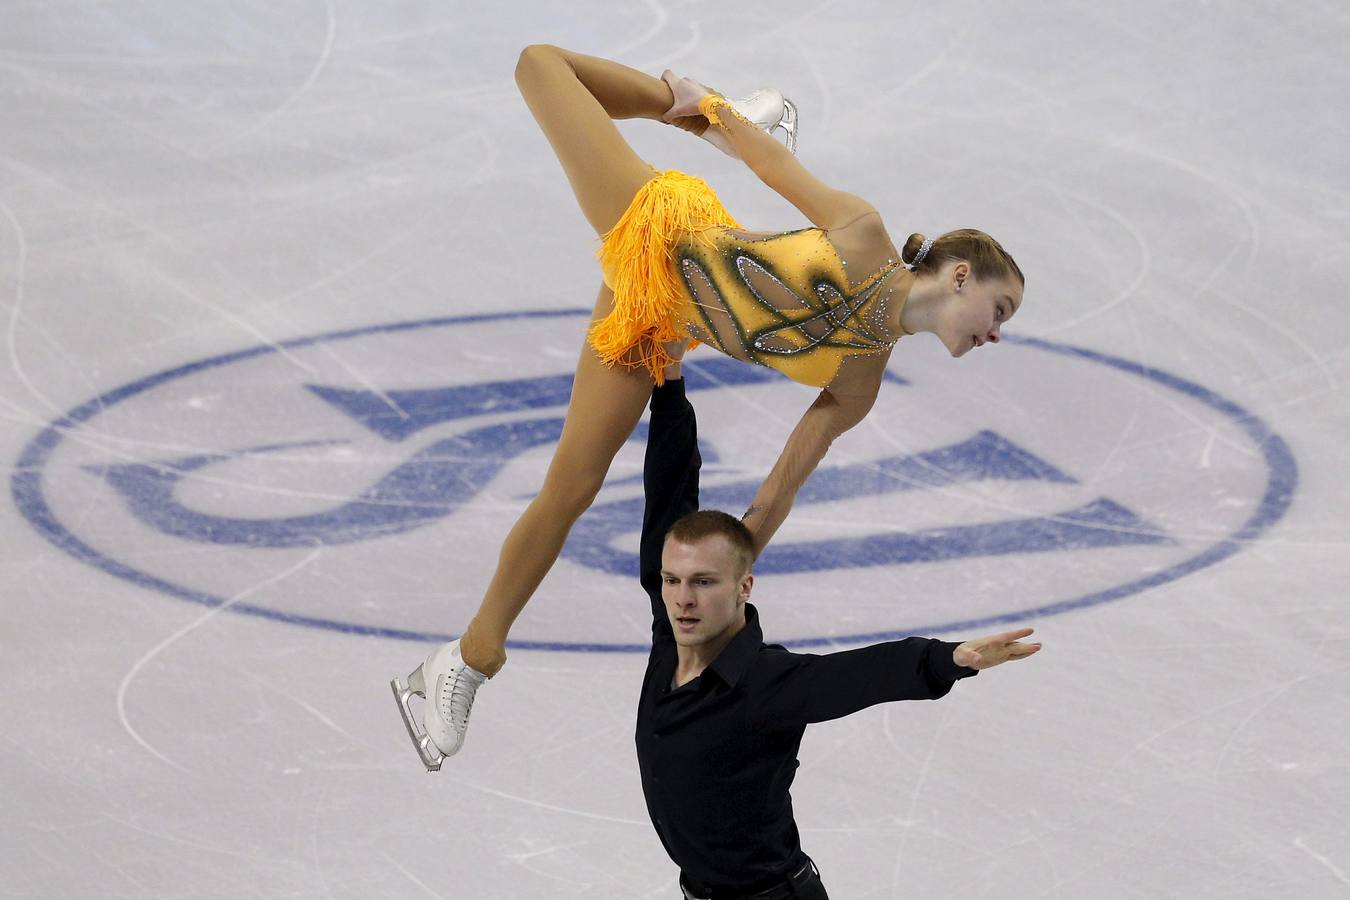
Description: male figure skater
xmin=636 ymin=368 xmax=1042 ymax=899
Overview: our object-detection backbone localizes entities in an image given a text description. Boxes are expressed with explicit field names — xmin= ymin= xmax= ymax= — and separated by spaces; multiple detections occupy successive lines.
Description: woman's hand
xmin=660 ymin=70 xmax=718 ymax=122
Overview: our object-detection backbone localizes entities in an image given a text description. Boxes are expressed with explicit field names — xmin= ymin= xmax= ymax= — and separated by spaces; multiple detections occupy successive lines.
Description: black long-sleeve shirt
xmin=635 ymin=379 xmax=978 ymax=892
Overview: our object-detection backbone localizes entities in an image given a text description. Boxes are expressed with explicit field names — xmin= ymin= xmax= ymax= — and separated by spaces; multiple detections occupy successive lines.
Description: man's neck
xmin=674 ymin=616 xmax=746 ymax=687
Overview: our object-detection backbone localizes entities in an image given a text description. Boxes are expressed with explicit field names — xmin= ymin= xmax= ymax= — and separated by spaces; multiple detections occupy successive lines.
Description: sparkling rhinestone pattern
xmin=674 ymin=227 xmax=903 ymax=388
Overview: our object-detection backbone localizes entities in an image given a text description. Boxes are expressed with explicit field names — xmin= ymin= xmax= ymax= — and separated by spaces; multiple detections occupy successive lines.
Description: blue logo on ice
xmin=12 ymin=309 xmax=1297 ymax=650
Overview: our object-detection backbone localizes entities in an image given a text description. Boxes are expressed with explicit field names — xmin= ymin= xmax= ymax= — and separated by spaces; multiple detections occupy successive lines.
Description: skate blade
xmin=390 ymin=672 xmax=445 ymax=772
xmin=778 ymin=99 xmax=799 ymax=154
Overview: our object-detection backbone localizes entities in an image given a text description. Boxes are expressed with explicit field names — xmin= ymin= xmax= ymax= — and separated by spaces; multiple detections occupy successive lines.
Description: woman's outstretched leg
xmin=392 ymin=46 xmax=690 ymax=770
xmin=394 ymin=286 xmax=659 ymax=769
xmin=460 ymin=286 xmax=657 ymax=675
xmin=452 ymin=46 xmax=683 ymax=674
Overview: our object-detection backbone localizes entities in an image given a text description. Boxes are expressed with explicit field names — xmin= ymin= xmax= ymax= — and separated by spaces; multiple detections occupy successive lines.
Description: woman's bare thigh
xmin=514 ymin=45 xmax=657 ymax=236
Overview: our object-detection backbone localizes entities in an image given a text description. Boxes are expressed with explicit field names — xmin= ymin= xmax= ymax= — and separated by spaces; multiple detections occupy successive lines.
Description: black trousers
xmin=679 ymin=859 xmax=827 ymax=900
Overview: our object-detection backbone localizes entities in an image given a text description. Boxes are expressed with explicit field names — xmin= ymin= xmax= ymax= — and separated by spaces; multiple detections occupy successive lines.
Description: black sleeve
xmin=639 ymin=379 xmax=701 ymax=638
xmin=750 ymin=638 xmax=978 ymax=729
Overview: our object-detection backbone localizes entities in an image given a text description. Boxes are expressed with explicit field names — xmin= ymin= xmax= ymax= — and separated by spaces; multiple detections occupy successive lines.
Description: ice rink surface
xmin=3 ymin=2 xmax=1348 ymax=897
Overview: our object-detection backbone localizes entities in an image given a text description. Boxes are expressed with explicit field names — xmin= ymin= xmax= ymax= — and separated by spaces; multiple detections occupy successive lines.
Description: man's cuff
xmin=650 ymin=377 xmax=687 ymax=412
xmin=929 ymin=640 xmax=979 ymax=681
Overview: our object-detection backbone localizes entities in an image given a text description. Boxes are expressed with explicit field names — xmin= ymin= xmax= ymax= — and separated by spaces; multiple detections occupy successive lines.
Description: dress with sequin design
xmin=673 ymin=226 xmax=903 ymax=388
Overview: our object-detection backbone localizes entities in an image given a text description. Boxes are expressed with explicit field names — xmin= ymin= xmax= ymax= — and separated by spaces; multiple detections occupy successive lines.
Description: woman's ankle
xmin=459 ymin=624 xmax=508 ymax=677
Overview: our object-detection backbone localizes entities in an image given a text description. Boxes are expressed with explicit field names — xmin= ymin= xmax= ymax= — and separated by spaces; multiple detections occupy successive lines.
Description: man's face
xmin=660 ymin=534 xmax=751 ymax=649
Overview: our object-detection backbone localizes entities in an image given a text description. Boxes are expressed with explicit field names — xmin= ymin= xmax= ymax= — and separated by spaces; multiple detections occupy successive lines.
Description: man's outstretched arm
xmin=639 ymin=377 xmax=701 ymax=632
xmin=752 ymin=629 xmax=1042 ymax=728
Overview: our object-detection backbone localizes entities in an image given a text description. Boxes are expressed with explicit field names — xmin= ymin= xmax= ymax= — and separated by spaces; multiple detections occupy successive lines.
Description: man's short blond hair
xmin=666 ymin=510 xmax=755 ymax=575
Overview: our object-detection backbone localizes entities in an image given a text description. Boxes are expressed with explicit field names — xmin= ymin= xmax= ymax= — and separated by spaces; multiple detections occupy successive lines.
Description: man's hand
xmin=953 ymin=628 xmax=1041 ymax=670
xmin=661 ymin=338 xmax=688 ymax=382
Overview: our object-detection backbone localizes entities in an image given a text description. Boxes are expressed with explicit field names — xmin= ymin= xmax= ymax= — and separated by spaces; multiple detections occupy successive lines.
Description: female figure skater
xmin=392 ymin=44 xmax=1025 ymax=770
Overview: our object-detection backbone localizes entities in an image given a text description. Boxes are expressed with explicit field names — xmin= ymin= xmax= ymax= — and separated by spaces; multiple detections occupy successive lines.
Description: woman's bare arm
xmin=663 ymin=76 xmax=875 ymax=230
xmin=740 ymin=380 xmax=880 ymax=556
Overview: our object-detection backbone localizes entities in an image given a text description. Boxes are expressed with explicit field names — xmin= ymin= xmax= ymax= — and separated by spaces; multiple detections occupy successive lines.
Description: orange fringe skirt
xmin=591 ymin=169 xmax=741 ymax=385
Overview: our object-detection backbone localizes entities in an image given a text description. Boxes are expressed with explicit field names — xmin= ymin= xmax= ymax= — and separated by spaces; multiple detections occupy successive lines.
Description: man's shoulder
xmin=749 ymin=642 xmax=813 ymax=677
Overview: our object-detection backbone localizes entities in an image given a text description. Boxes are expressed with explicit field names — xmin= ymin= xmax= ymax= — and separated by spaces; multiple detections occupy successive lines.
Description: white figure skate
xmin=702 ymin=89 xmax=800 ymax=157
xmin=390 ymin=639 xmax=487 ymax=771
xmin=664 ymin=71 xmax=799 ymax=159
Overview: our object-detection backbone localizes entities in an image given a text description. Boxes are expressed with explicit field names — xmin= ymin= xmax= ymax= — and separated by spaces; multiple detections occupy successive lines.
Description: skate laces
xmin=436 ymin=666 xmax=484 ymax=733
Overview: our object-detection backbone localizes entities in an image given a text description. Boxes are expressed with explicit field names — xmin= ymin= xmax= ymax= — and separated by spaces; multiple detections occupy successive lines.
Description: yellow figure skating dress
xmin=670 ymin=225 xmax=901 ymax=388
xmin=592 ymin=170 xmax=904 ymax=388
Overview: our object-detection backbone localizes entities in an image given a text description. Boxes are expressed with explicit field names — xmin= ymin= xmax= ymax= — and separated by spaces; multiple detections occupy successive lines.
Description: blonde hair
xmin=901 ymin=229 xmax=1024 ymax=286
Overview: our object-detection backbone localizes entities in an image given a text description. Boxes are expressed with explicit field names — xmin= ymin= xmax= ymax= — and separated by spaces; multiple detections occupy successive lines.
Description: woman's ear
xmin=951 ymin=261 xmax=970 ymax=293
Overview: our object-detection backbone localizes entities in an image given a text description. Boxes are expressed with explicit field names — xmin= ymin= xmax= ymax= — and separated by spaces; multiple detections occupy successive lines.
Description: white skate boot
xmin=390 ymin=639 xmax=487 ymax=771
xmin=663 ymin=71 xmax=799 ymax=158
xmin=701 ymin=89 xmax=800 ymax=157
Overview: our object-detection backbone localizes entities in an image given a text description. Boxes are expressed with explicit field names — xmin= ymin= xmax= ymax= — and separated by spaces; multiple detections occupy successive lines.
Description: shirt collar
xmin=704 ymin=603 xmax=763 ymax=688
